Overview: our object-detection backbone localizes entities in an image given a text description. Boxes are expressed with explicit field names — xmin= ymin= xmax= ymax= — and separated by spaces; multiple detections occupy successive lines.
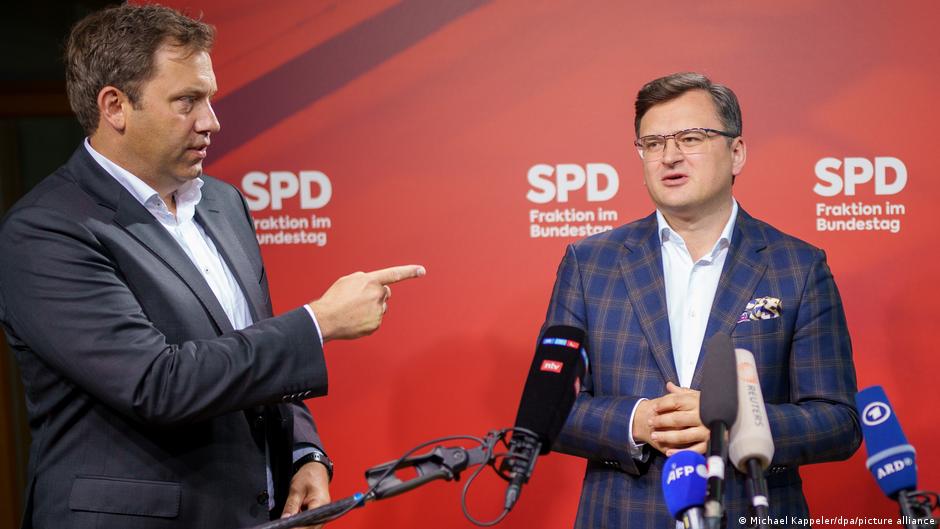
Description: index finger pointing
xmin=367 ymin=264 xmax=427 ymax=285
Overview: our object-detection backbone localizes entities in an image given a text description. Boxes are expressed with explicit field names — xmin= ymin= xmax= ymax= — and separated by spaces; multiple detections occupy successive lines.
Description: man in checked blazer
xmin=0 ymin=4 xmax=424 ymax=528
xmin=543 ymin=73 xmax=860 ymax=528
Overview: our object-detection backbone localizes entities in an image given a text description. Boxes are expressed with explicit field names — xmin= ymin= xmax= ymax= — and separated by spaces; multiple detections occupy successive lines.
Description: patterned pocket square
xmin=737 ymin=296 xmax=782 ymax=323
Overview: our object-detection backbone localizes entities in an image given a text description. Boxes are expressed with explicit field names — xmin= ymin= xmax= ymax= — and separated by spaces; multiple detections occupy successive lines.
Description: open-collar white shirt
xmin=657 ymin=199 xmax=738 ymax=387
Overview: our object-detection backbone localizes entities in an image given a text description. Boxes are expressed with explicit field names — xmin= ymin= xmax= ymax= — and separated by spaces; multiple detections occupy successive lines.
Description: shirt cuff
xmin=627 ymin=398 xmax=649 ymax=461
xmin=303 ymin=304 xmax=324 ymax=346
xmin=292 ymin=444 xmax=323 ymax=464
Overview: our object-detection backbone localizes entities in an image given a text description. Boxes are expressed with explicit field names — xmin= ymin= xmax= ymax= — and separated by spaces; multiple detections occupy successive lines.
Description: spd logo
xmin=861 ymin=401 xmax=891 ymax=426
xmin=814 ymin=157 xmax=906 ymax=197
xmin=527 ymin=163 xmax=619 ymax=203
xmin=242 ymin=171 xmax=332 ymax=211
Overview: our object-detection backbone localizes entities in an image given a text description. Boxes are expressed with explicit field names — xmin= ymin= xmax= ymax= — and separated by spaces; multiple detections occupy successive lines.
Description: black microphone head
xmin=699 ymin=333 xmax=738 ymax=427
xmin=512 ymin=325 xmax=585 ymax=454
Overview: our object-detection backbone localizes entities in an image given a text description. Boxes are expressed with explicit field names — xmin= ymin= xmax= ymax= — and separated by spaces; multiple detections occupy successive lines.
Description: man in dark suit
xmin=0 ymin=4 xmax=424 ymax=528
xmin=543 ymin=73 xmax=860 ymax=527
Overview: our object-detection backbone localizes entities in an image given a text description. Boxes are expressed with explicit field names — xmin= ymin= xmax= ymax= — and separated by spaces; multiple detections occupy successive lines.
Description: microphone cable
xmin=313 ymin=428 xmax=540 ymax=527
xmin=306 ymin=433 xmax=489 ymax=526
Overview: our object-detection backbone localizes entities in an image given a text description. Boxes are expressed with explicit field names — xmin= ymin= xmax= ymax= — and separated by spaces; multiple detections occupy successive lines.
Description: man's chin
xmin=183 ymin=162 xmax=205 ymax=179
xmin=169 ymin=166 xmax=205 ymax=186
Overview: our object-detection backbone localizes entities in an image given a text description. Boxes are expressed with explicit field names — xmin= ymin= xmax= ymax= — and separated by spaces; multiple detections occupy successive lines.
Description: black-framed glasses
xmin=634 ymin=128 xmax=738 ymax=160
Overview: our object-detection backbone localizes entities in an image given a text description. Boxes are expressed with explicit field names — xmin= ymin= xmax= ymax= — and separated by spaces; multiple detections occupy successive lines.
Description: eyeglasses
xmin=634 ymin=128 xmax=737 ymax=160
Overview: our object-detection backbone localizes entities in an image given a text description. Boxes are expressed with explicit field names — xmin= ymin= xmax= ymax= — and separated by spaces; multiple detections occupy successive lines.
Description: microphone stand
xmin=365 ymin=442 xmax=494 ymax=500
xmin=898 ymin=490 xmax=939 ymax=529
xmin=704 ymin=422 xmax=728 ymax=529
xmin=243 ymin=493 xmax=368 ymax=529
xmin=744 ymin=459 xmax=769 ymax=529
xmin=245 ymin=433 xmax=503 ymax=529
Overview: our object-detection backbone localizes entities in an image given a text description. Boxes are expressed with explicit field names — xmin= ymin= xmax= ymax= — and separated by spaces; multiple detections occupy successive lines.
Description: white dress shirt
xmin=658 ymin=199 xmax=738 ymax=388
xmin=627 ymin=199 xmax=738 ymax=460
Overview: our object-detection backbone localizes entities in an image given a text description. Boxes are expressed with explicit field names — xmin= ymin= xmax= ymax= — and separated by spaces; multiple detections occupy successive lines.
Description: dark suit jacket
xmin=543 ymin=208 xmax=861 ymax=528
xmin=0 ymin=147 xmax=329 ymax=528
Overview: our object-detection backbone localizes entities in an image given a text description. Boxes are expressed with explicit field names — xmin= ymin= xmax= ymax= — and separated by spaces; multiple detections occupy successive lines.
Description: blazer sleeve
xmin=291 ymin=402 xmax=324 ymax=451
xmin=233 ymin=182 xmax=327 ymax=456
xmin=543 ymin=244 xmax=646 ymax=475
xmin=0 ymin=205 xmax=328 ymax=428
xmin=764 ymin=249 xmax=861 ymax=466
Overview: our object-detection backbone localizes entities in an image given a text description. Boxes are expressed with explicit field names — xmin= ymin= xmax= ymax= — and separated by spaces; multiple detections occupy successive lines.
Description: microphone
xmin=729 ymin=348 xmax=774 ymax=527
xmin=856 ymin=386 xmax=937 ymax=528
xmin=662 ymin=450 xmax=708 ymax=529
xmin=699 ymin=333 xmax=739 ymax=529
xmin=502 ymin=325 xmax=586 ymax=510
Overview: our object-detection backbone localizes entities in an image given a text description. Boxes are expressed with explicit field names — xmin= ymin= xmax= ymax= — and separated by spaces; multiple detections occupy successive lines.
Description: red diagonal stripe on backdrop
xmin=210 ymin=0 xmax=489 ymax=161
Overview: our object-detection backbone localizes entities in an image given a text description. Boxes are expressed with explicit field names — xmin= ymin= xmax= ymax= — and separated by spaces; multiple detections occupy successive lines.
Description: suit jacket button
xmin=257 ymin=491 xmax=269 ymax=505
xmin=253 ymin=416 xmax=265 ymax=429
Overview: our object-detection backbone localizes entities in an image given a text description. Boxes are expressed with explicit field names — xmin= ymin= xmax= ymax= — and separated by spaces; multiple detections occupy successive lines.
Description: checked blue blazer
xmin=542 ymin=207 xmax=861 ymax=529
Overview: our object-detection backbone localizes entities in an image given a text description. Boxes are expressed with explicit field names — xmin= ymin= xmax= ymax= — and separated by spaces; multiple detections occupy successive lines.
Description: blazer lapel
xmin=690 ymin=208 xmax=768 ymax=389
xmin=113 ymin=195 xmax=236 ymax=335
xmin=619 ymin=214 xmax=679 ymax=385
xmin=195 ymin=195 xmax=267 ymax=323
xmin=70 ymin=146 xmax=234 ymax=334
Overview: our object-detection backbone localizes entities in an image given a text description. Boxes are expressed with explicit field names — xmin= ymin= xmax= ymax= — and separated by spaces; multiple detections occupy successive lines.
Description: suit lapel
xmin=690 ymin=208 xmax=768 ymax=389
xmin=71 ymin=146 xmax=235 ymax=334
xmin=619 ymin=214 xmax=679 ymax=385
xmin=195 ymin=195 xmax=266 ymax=323
xmin=113 ymin=194 xmax=236 ymax=335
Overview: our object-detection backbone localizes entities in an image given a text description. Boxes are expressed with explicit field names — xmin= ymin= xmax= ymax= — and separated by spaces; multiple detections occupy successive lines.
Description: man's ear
xmin=97 ymin=85 xmax=129 ymax=132
xmin=731 ymin=136 xmax=747 ymax=177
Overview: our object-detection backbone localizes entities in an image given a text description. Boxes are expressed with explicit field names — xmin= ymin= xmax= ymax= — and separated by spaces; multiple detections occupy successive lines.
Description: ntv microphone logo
xmin=540 ymin=360 xmax=564 ymax=373
xmin=861 ymin=401 xmax=891 ymax=426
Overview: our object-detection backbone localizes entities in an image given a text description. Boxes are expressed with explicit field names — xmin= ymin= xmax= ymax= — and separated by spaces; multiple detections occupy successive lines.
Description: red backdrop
xmin=159 ymin=1 xmax=940 ymax=526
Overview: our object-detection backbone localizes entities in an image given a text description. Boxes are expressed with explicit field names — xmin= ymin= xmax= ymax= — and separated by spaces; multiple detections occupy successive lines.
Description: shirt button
xmin=256 ymin=491 xmax=269 ymax=505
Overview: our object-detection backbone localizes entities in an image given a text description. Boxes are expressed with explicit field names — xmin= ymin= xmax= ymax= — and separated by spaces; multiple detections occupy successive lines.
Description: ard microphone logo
xmin=876 ymin=457 xmax=915 ymax=480
xmin=540 ymin=360 xmax=564 ymax=373
xmin=862 ymin=401 xmax=891 ymax=426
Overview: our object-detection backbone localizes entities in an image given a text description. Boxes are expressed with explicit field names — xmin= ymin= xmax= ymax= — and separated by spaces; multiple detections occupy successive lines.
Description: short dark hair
xmin=65 ymin=3 xmax=215 ymax=135
xmin=634 ymin=72 xmax=742 ymax=138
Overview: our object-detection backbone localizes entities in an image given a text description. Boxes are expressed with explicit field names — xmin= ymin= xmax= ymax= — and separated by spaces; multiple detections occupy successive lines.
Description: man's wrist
xmin=306 ymin=301 xmax=334 ymax=343
xmin=293 ymin=449 xmax=334 ymax=481
xmin=302 ymin=304 xmax=325 ymax=346
xmin=630 ymin=398 xmax=651 ymax=445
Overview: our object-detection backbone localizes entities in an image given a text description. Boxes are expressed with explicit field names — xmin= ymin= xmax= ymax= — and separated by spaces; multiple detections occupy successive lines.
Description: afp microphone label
xmin=665 ymin=462 xmax=707 ymax=484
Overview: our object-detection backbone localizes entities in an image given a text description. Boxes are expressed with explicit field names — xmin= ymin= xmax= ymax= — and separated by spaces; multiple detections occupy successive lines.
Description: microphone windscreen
xmin=855 ymin=386 xmax=917 ymax=497
xmin=699 ymin=333 xmax=738 ymax=427
xmin=729 ymin=348 xmax=774 ymax=470
xmin=512 ymin=325 xmax=585 ymax=454
xmin=662 ymin=450 xmax=708 ymax=519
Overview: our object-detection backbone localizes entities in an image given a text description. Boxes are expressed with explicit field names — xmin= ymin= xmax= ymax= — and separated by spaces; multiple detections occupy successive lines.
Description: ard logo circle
xmin=862 ymin=401 xmax=891 ymax=426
